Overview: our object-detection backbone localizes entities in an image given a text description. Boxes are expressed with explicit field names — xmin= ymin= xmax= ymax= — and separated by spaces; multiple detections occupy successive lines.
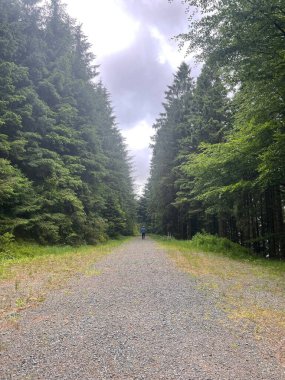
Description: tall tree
xmin=149 ymin=62 xmax=194 ymax=236
xmin=175 ymin=0 xmax=285 ymax=257
xmin=175 ymin=62 xmax=232 ymax=238
xmin=0 ymin=0 xmax=136 ymax=244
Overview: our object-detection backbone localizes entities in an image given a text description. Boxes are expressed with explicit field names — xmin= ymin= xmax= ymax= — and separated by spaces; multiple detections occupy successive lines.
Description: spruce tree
xmin=0 ymin=0 xmax=136 ymax=244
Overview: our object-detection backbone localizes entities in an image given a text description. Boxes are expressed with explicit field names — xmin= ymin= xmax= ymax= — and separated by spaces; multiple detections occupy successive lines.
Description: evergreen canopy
xmin=0 ymin=0 xmax=136 ymax=245
xmin=143 ymin=0 xmax=285 ymax=258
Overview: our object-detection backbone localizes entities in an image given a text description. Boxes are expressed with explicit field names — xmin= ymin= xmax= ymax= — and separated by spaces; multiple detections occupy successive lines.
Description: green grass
xmin=1 ymin=242 xmax=91 ymax=261
xmin=0 ymin=237 xmax=130 ymax=320
xmin=1 ymin=237 xmax=126 ymax=261
xmin=0 ymin=237 xmax=129 ymax=278
xmin=153 ymin=233 xmax=285 ymax=275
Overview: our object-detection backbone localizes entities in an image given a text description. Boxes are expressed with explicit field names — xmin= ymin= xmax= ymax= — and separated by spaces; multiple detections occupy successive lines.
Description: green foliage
xmin=259 ymin=131 xmax=285 ymax=186
xmin=147 ymin=0 xmax=285 ymax=258
xmin=0 ymin=232 xmax=15 ymax=259
xmin=0 ymin=0 xmax=136 ymax=245
xmin=178 ymin=0 xmax=285 ymax=87
xmin=155 ymin=234 xmax=285 ymax=275
xmin=182 ymin=120 xmax=276 ymax=209
xmin=147 ymin=61 xmax=231 ymax=238
xmin=189 ymin=233 xmax=251 ymax=258
xmin=154 ymin=233 xmax=251 ymax=259
xmin=147 ymin=62 xmax=195 ymax=235
xmin=0 ymin=236 xmax=129 ymax=265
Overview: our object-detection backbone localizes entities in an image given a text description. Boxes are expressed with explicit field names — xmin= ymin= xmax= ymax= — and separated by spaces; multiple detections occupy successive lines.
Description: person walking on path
xmin=141 ymin=226 xmax=146 ymax=239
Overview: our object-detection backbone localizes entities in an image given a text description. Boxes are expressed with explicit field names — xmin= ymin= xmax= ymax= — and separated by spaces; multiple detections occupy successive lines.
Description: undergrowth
xmin=0 ymin=237 xmax=128 ymax=279
xmin=154 ymin=233 xmax=285 ymax=274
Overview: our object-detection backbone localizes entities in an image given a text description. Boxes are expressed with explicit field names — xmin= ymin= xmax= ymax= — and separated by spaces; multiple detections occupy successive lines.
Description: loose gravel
xmin=1 ymin=237 xmax=284 ymax=379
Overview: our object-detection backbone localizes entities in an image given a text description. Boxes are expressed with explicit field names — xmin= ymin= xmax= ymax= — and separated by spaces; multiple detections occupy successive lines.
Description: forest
xmin=139 ymin=0 xmax=285 ymax=258
xmin=0 ymin=0 xmax=136 ymax=246
xmin=0 ymin=0 xmax=284 ymax=260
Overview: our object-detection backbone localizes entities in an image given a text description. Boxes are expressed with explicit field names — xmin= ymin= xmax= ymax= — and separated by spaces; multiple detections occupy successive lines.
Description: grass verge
xmin=154 ymin=234 xmax=285 ymax=361
xmin=0 ymin=237 xmax=129 ymax=326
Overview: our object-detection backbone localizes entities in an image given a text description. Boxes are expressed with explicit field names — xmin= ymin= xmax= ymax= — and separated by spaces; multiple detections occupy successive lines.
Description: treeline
xmin=139 ymin=0 xmax=285 ymax=258
xmin=0 ymin=0 xmax=136 ymax=245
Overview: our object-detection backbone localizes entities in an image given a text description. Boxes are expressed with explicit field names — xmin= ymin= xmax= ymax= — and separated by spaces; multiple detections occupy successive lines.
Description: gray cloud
xmin=99 ymin=27 xmax=174 ymax=128
xmin=96 ymin=0 xmax=191 ymax=191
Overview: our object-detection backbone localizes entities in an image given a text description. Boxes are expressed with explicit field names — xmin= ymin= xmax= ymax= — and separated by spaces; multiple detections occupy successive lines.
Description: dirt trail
xmin=1 ymin=237 xmax=284 ymax=379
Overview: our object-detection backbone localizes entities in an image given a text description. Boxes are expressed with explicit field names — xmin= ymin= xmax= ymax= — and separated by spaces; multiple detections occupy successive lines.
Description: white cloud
xmin=65 ymin=0 xmax=140 ymax=58
xmin=149 ymin=26 xmax=190 ymax=69
xmin=122 ymin=120 xmax=154 ymax=151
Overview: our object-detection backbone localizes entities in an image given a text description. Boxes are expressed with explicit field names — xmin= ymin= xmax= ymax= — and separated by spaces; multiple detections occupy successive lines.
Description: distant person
xmin=141 ymin=226 xmax=146 ymax=239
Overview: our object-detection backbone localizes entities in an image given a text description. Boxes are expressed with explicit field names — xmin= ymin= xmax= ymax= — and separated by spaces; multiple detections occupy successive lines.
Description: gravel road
xmin=1 ymin=237 xmax=284 ymax=379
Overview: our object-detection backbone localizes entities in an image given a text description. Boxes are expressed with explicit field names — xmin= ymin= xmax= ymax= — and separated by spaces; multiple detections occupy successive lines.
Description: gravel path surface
xmin=1 ymin=237 xmax=284 ymax=379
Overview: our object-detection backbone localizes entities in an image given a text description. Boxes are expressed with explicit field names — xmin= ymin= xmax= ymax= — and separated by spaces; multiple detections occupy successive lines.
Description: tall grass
xmin=1 ymin=241 xmax=86 ymax=261
xmin=0 ymin=237 xmax=128 ymax=279
xmin=154 ymin=233 xmax=285 ymax=274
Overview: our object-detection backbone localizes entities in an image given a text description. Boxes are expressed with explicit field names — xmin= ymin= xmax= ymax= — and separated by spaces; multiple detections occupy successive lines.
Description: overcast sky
xmin=65 ymin=0 xmax=197 ymax=194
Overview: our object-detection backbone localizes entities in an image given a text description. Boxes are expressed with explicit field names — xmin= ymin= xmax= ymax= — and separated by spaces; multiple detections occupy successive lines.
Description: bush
xmin=0 ymin=232 xmax=15 ymax=259
xmin=84 ymin=217 xmax=108 ymax=244
xmin=65 ymin=233 xmax=82 ymax=246
xmin=33 ymin=221 xmax=60 ymax=245
xmin=191 ymin=233 xmax=251 ymax=258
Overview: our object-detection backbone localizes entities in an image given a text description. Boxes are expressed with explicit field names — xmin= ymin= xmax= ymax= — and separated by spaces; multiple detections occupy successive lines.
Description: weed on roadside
xmin=155 ymin=236 xmax=285 ymax=349
xmin=0 ymin=238 xmax=129 ymax=323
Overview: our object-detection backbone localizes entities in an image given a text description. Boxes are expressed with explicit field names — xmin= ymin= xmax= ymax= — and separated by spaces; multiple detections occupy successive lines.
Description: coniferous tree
xmin=148 ymin=62 xmax=194 ymax=236
xmin=0 ymin=0 xmax=136 ymax=244
xmin=147 ymin=0 xmax=284 ymax=257
xmin=175 ymin=62 xmax=232 ymax=239
xmin=148 ymin=61 xmax=231 ymax=239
